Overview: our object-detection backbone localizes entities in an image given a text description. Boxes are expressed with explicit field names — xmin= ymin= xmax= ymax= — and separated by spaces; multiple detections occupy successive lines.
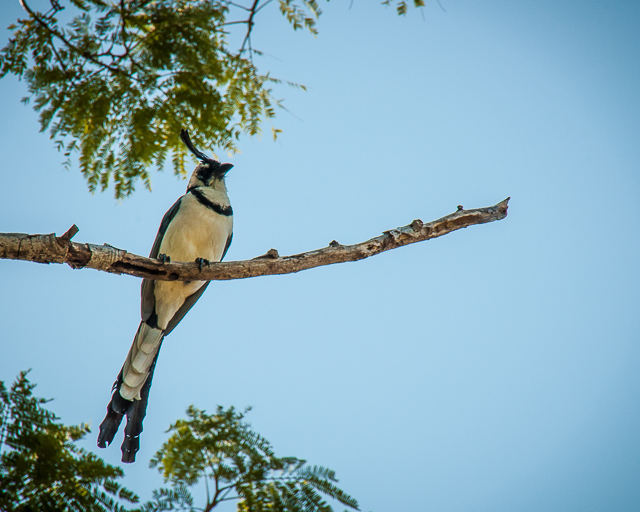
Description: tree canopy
xmin=1 ymin=0 xmax=425 ymax=198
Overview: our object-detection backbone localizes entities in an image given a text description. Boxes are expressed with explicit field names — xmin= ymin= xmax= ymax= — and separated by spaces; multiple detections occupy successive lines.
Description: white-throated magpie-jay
xmin=97 ymin=129 xmax=233 ymax=463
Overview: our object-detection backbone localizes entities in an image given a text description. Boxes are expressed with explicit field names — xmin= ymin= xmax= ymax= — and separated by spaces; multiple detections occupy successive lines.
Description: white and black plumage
xmin=97 ymin=129 xmax=233 ymax=463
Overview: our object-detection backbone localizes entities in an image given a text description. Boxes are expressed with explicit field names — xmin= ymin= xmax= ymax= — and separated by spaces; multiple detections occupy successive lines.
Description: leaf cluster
xmin=382 ymin=0 xmax=425 ymax=16
xmin=1 ymin=0 xmax=423 ymax=198
xmin=278 ymin=0 xmax=322 ymax=34
xmin=142 ymin=405 xmax=360 ymax=512
xmin=0 ymin=0 xmax=319 ymax=198
xmin=0 ymin=371 xmax=138 ymax=512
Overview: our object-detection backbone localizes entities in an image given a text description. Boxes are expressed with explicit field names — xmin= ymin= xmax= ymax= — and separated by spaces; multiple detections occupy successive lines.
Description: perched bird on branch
xmin=97 ymin=129 xmax=234 ymax=463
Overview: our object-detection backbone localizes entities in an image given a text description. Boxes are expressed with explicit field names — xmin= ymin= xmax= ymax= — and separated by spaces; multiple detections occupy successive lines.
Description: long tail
xmin=97 ymin=321 xmax=164 ymax=463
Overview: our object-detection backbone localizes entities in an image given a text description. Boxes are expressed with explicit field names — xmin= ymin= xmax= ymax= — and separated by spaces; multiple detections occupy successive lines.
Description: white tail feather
xmin=120 ymin=322 xmax=164 ymax=400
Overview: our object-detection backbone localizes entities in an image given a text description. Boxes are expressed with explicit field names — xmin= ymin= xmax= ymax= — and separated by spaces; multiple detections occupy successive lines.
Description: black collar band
xmin=189 ymin=187 xmax=233 ymax=216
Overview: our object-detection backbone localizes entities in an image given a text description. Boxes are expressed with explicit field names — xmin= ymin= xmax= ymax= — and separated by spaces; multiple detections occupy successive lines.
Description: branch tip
xmin=496 ymin=197 xmax=510 ymax=213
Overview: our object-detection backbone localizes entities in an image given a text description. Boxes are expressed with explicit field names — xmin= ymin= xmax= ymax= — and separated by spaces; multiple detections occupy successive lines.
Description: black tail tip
xmin=97 ymin=407 xmax=125 ymax=448
xmin=121 ymin=435 xmax=140 ymax=463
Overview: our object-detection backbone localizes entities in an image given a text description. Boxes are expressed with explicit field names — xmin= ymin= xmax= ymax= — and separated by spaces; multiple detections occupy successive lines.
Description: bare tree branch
xmin=0 ymin=198 xmax=509 ymax=282
xmin=240 ymin=0 xmax=261 ymax=57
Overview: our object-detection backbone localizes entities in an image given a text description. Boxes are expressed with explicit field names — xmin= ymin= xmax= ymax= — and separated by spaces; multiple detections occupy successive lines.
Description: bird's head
xmin=181 ymin=129 xmax=233 ymax=192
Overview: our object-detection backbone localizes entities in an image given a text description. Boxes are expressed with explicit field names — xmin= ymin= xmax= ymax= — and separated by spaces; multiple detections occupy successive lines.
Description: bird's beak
xmin=219 ymin=163 xmax=233 ymax=175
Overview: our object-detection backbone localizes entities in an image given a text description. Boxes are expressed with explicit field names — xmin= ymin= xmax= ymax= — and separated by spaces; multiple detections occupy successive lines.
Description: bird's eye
xmin=197 ymin=165 xmax=215 ymax=183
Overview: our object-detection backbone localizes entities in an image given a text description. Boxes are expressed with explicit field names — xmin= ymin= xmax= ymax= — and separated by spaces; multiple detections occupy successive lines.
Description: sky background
xmin=1 ymin=1 xmax=640 ymax=510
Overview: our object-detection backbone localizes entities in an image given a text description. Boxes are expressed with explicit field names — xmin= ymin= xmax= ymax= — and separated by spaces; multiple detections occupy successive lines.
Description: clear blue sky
xmin=1 ymin=1 xmax=639 ymax=510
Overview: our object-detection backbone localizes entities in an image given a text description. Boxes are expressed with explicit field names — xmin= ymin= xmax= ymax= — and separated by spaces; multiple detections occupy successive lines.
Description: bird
xmin=97 ymin=129 xmax=234 ymax=463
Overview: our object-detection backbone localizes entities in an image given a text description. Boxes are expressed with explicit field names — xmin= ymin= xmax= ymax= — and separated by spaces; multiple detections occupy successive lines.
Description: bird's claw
xmin=195 ymin=257 xmax=210 ymax=271
xmin=157 ymin=253 xmax=171 ymax=264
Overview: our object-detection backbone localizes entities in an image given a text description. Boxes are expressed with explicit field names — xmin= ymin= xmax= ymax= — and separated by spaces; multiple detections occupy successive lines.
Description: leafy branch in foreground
xmin=0 ymin=372 xmax=360 ymax=511
xmin=142 ymin=405 xmax=359 ymax=512
xmin=0 ymin=371 xmax=138 ymax=512
xmin=1 ymin=0 xmax=425 ymax=198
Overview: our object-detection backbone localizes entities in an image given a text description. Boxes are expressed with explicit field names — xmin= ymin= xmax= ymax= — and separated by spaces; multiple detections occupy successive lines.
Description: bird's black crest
xmin=180 ymin=129 xmax=233 ymax=180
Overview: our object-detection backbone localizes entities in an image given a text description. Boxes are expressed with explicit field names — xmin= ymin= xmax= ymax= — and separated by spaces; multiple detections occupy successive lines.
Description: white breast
xmin=159 ymin=191 xmax=232 ymax=263
xmin=153 ymin=189 xmax=233 ymax=329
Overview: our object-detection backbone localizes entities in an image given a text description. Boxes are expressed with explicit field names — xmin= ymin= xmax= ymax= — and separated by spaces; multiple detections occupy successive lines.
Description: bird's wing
xmin=141 ymin=196 xmax=184 ymax=322
xmin=149 ymin=196 xmax=184 ymax=259
xmin=221 ymin=232 xmax=233 ymax=261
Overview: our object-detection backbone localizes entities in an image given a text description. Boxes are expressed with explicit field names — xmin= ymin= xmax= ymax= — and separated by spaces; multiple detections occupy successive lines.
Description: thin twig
xmin=226 ymin=1 xmax=253 ymax=11
xmin=255 ymin=0 xmax=276 ymax=14
xmin=435 ymin=0 xmax=447 ymax=12
xmin=240 ymin=0 xmax=260 ymax=56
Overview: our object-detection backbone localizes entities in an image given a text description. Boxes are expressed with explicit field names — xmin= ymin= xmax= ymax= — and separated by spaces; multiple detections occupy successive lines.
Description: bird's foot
xmin=195 ymin=257 xmax=210 ymax=271
xmin=157 ymin=253 xmax=171 ymax=264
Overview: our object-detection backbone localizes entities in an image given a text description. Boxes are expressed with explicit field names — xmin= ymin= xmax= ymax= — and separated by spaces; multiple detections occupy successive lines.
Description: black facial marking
xmin=189 ymin=188 xmax=233 ymax=216
xmin=195 ymin=161 xmax=233 ymax=184
xmin=196 ymin=163 xmax=215 ymax=184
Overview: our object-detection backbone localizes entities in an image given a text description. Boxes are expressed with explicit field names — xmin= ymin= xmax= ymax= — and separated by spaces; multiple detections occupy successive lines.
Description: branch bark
xmin=0 ymin=198 xmax=509 ymax=282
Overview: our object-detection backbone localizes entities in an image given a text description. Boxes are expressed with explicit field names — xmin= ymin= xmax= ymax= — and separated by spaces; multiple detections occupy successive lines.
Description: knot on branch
xmin=252 ymin=249 xmax=279 ymax=260
xmin=385 ymin=229 xmax=402 ymax=241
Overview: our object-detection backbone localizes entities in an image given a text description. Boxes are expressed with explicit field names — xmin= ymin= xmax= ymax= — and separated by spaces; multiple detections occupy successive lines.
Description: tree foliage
xmin=0 ymin=374 xmax=360 ymax=512
xmin=383 ymin=0 xmax=425 ymax=16
xmin=1 ymin=0 xmax=424 ymax=198
xmin=0 ymin=371 xmax=138 ymax=512
xmin=142 ymin=405 xmax=360 ymax=512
